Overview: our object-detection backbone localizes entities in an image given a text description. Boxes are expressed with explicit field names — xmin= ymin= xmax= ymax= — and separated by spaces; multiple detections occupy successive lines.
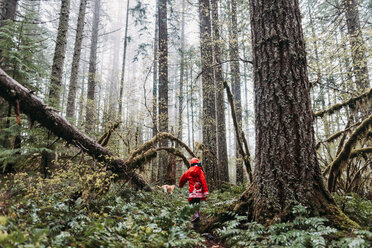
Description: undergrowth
xmin=0 ymin=167 xmax=371 ymax=248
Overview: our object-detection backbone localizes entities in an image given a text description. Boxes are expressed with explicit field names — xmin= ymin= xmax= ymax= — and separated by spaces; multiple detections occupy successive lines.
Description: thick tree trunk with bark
xmin=66 ymin=0 xmax=87 ymax=119
xmin=211 ymin=0 xmax=228 ymax=184
xmin=229 ymin=0 xmax=244 ymax=184
xmin=0 ymin=68 xmax=152 ymax=191
xmin=48 ymin=0 xmax=71 ymax=109
xmin=85 ymin=0 xmax=101 ymax=133
xmin=233 ymin=0 xmax=357 ymax=227
xmin=198 ymin=0 xmax=219 ymax=190
xmin=158 ymin=0 xmax=169 ymax=184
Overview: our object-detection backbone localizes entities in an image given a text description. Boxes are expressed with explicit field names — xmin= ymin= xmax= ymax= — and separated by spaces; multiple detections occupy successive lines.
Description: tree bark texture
xmin=178 ymin=0 xmax=185 ymax=142
xmin=48 ymin=0 xmax=71 ymax=109
xmin=245 ymin=0 xmax=347 ymax=224
xmin=211 ymin=0 xmax=228 ymax=184
xmin=199 ymin=0 xmax=219 ymax=189
xmin=158 ymin=0 xmax=169 ymax=183
xmin=118 ymin=0 xmax=130 ymax=119
xmin=0 ymin=68 xmax=152 ymax=191
xmin=151 ymin=0 xmax=159 ymax=183
xmin=229 ymin=0 xmax=244 ymax=184
xmin=343 ymin=0 xmax=370 ymax=91
xmin=85 ymin=0 xmax=101 ymax=133
xmin=66 ymin=0 xmax=87 ymax=119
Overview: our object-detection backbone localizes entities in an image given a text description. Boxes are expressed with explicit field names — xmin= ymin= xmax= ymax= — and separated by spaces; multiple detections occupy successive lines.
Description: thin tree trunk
xmin=66 ymin=0 xmax=87 ymax=119
xmin=178 ymin=0 xmax=185 ymax=142
xmin=48 ymin=0 xmax=71 ymax=109
xmin=85 ymin=0 xmax=101 ymax=133
xmin=198 ymin=0 xmax=219 ymax=189
xmin=211 ymin=0 xmax=228 ymax=184
xmin=118 ymin=0 xmax=130 ymax=119
xmin=229 ymin=0 xmax=244 ymax=184
xmin=151 ymin=0 xmax=159 ymax=183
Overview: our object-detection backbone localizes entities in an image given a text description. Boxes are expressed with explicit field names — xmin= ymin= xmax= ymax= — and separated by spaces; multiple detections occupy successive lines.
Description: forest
xmin=0 ymin=0 xmax=371 ymax=247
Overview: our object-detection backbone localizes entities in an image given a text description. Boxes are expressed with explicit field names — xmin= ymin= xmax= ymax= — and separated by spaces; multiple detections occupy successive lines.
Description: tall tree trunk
xmin=178 ymin=0 xmax=185 ymax=142
xmin=229 ymin=0 xmax=244 ymax=184
xmin=344 ymin=0 xmax=370 ymax=91
xmin=198 ymin=0 xmax=219 ymax=189
xmin=234 ymin=0 xmax=356 ymax=227
xmin=66 ymin=0 xmax=87 ymax=119
xmin=158 ymin=0 xmax=169 ymax=184
xmin=0 ymin=0 xmax=18 ymax=150
xmin=48 ymin=0 xmax=71 ymax=109
xmin=151 ymin=0 xmax=159 ymax=183
xmin=85 ymin=0 xmax=101 ymax=133
xmin=211 ymin=0 xmax=228 ymax=184
xmin=118 ymin=0 xmax=130 ymax=119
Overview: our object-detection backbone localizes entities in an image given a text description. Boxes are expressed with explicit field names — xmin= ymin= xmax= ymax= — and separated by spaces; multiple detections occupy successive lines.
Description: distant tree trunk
xmin=234 ymin=0 xmax=356 ymax=227
xmin=118 ymin=0 xmax=130 ymax=119
xmin=66 ymin=0 xmax=87 ymax=119
xmin=211 ymin=0 xmax=228 ymax=184
xmin=0 ymin=0 xmax=18 ymax=150
xmin=343 ymin=0 xmax=370 ymax=91
xmin=158 ymin=0 xmax=169 ymax=184
xmin=48 ymin=0 xmax=71 ymax=109
xmin=229 ymin=0 xmax=244 ymax=184
xmin=178 ymin=0 xmax=185 ymax=142
xmin=198 ymin=0 xmax=219 ymax=189
xmin=151 ymin=0 xmax=159 ymax=183
xmin=85 ymin=0 xmax=101 ymax=133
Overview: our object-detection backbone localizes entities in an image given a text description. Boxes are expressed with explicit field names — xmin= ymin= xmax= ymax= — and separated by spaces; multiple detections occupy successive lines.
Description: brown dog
xmin=157 ymin=185 xmax=176 ymax=194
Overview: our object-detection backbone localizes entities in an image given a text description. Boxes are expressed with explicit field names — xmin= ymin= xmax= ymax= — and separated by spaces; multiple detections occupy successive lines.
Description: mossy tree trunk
xmin=211 ymin=0 xmax=228 ymax=184
xmin=66 ymin=0 xmax=87 ymax=119
xmin=228 ymin=0 xmax=244 ymax=184
xmin=234 ymin=0 xmax=357 ymax=227
xmin=158 ymin=0 xmax=169 ymax=184
xmin=85 ymin=0 xmax=101 ymax=134
xmin=198 ymin=0 xmax=219 ymax=189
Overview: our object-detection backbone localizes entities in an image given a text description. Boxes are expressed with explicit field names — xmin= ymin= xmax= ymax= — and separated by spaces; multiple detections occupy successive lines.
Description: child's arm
xmin=179 ymin=171 xmax=188 ymax=188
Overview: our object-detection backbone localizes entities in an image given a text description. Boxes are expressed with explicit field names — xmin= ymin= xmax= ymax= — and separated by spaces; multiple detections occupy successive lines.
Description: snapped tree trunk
xmin=66 ymin=0 xmax=87 ymax=119
xmin=234 ymin=0 xmax=358 ymax=228
xmin=85 ymin=0 xmax=101 ymax=133
xmin=211 ymin=0 xmax=228 ymax=184
xmin=198 ymin=0 xmax=219 ymax=190
xmin=0 ymin=68 xmax=152 ymax=191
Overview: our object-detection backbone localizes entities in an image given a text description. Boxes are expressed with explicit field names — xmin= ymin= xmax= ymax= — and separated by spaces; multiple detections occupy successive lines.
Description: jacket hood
xmin=189 ymin=165 xmax=201 ymax=177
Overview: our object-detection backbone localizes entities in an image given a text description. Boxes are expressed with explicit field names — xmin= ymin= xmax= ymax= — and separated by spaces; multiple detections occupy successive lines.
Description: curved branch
xmin=313 ymin=88 xmax=372 ymax=118
xmin=316 ymin=121 xmax=361 ymax=149
xmin=327 ymin=113 xmax=372 ymax=192
xmin=224 ymin=81 xmax=253 ymax=182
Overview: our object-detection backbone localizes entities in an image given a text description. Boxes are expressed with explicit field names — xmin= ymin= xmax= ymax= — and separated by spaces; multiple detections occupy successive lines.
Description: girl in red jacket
xmin=179 ymin=158 xmax=209 ymax=221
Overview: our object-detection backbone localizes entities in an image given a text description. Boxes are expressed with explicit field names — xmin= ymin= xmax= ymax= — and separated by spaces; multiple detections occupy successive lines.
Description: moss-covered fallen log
xmin=0 ymin=67 xmax=151 ymax=191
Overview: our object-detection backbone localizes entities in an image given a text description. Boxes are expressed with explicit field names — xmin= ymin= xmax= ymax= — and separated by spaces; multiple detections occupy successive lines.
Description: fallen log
xmin=0 ymin=68 xmax=152 ymax=191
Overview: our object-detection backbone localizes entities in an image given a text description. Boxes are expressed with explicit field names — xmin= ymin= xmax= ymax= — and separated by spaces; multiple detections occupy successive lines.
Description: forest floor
xmin=0 ymin=172 xmax=371 ymax=247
